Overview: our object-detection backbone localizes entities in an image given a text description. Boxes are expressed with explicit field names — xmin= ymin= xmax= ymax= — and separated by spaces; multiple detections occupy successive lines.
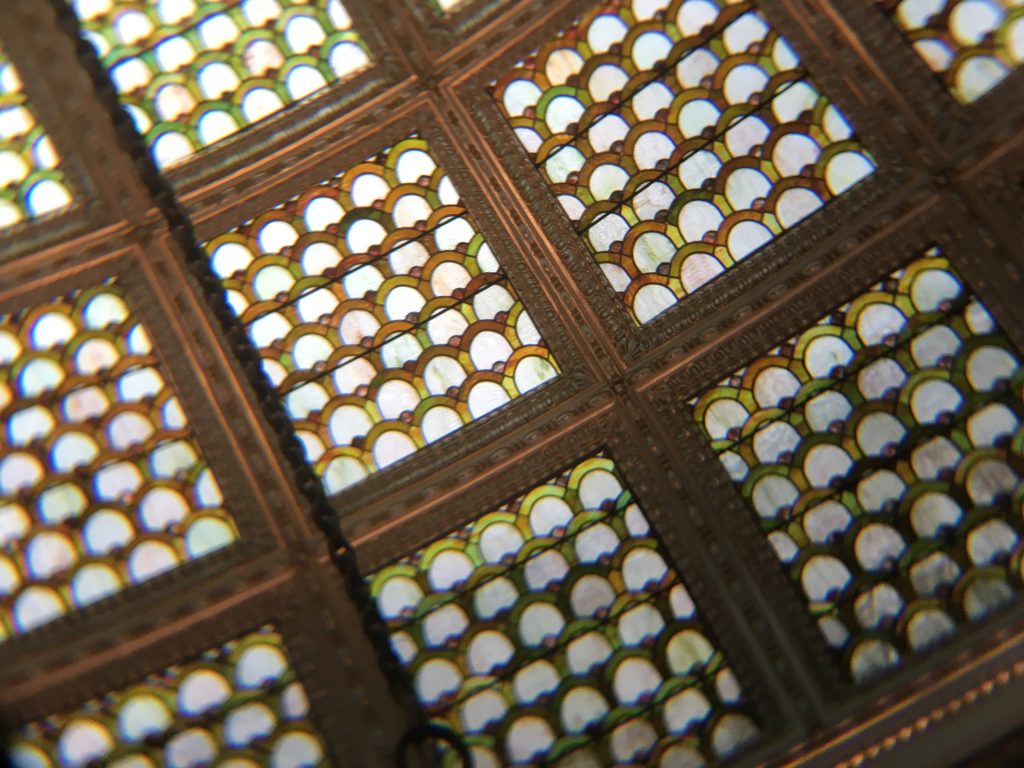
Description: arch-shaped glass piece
xmin=369 ymin=454 xmax=759 ymax=766
xmin=492 ymin=0 xmax=876 ymax=325
xmin=0 ymin=44 xmax=72 ymax=230
xmin=202 ymin=135 xmax=559 ymax=495
xmin=72 ymin=0 xmax=373 ymax=167
xmin=5 ymin=625 xmax=327 ymax=767
xmin=690 ymin=247 xmax=1024 ymax=682
xmin=879 ymin=0 xmax=1024 ymax=103
xmin=0 ymin=281 xmax=237 ymax=641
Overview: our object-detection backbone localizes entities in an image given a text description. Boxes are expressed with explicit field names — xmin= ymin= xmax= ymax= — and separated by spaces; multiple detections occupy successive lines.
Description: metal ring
xmin=395 ymin=723 xmax=471 ymax=768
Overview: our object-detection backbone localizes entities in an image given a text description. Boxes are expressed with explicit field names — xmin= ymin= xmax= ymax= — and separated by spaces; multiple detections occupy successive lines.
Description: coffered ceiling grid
xmin=0 ymin=0 xmax=1023 ymax=765
xmin=452 ymin=1 xmax=916 ymax=364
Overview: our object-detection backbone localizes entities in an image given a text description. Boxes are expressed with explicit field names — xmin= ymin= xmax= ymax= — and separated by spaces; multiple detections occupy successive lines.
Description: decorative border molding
xmin=776 ymin=621 xmax=1024 ymax=767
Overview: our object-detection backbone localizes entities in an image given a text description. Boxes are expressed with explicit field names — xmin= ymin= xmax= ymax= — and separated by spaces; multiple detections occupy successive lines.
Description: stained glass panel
xmin=0 ymin=43 xmax=72 ymax=230
xmin=71 ymin=0 xmax=373 ymax=168
xmin=492 ymin=0 xmax=876 ymax=325
xmin=690 ymin=248 xmax=1024 ymax=682
xmin=203 ymin=135 xmax=559 ymax=496
xmin=369 ymin=454 xmax=759 ymax=767
xmin=0 ymin=281 xmax=238 ymax=641
xmin=878 ymin=0 xmax=1024 ymax=104
xmin=5 ymin=624 xmax=328 ymax=767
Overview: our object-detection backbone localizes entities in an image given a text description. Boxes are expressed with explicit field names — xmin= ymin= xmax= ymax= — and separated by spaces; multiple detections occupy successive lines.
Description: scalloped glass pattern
xmin=369 ymin=454 xmax=759 ymax=767
xmin=6 ymin=625 xmax=328 ymax=767
xmin=203 ymin=135 xmax=559 ymax=495
xmin=690 ymin=248 xmax=1024 ymax=683
xmin=879 ymin=0 xmax=1024 ymax=103
xmin=0 ymin=44 xmax=72 ymax=230
xmin=0 ymin=282 xmax=237 ymax=641
xmin=492 ymin=0 xmax=876 ymax=325
xmin=71 ymin=0 xmax=373 ymax=168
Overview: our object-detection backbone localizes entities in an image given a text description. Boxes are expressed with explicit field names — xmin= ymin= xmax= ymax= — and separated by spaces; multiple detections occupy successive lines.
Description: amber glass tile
xmin=492 ymin=0 xmax=876 ymax=324
xmin=6 ymin=625 xmax=327 ymax=767
xmin=0 ymin=281 xmax=237 ymax=640
xmin=0 ymin=43 xmax=72 ymax=229
xmin=878 ymin=0 xmax=1024 ymax=103
xmin=72 ymin=0 xmax=373 ymax=167
xmin=370 ymin=454 xmax=759 ymax=766
xmin=691 ymin=247 xmax=1024 ymax=682
xmin=203 ymin=134 xmax=559 ymax=495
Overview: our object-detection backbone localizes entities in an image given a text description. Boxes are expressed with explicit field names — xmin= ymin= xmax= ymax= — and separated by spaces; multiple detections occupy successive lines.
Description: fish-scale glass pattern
xmin=690 ymin=248 xmax=1024 ymax=683
xmin=0 ymin=44 xmax=72 ymax=230
xmin=203 ymin=135 xmax=559 ymax=496
xmin=5 ymin=625 xmax=328 ymax=768
xmin=369 ymin=454 xmax=759 ymax=767
xmin=0 ymin=282 xmax=237 ymax=641
xmin=878 ymin=0 xmax=1024 ymax=104
xmin=492 ymin=0 xmax=876 ymax=325
xmin=72 ymin=0 xmax=373 ymax=168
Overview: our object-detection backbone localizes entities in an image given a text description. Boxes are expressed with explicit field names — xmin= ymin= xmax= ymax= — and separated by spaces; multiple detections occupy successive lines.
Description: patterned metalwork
xmin=492 ymin=0 xmax=876 ymax=325
xmin=691 ymin=248 xmax=1024 ymax=682
xmin=878 ymin=0 xmax=1024 ymax=103
xmin=71 ymin=0 xmax=373 ymax=167
xmin=202 ymin=134 xmax=559 ymax=496
xmin=0 ymin=43 xmax=72 ymax=230
xmin=6 ymin=625 xmax=328 ymax=767
xmin=0 ymin=282 xmax=237 ymax=641
xmin=370 ymin=454 xmax=759 ymax=766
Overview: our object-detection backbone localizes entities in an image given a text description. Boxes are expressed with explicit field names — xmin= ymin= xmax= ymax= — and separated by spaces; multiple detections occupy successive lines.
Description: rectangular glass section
xmin=5 ymin=625 xmax=327 ymax=767
xmin=72 ymin=0 xmax=373 ymax=167
xmin=0 ymin=43 xmax=72 ymax=229
xmin=690 ymin=247 xmax=1024 ymax=683
xmin=203 ymin=135 xmax=559 ymax=495
xmin=369 ymin=453 xmax=758 ymax=766
xmin=878 ymin=1 xmax=1023 ymax=103
xmin=492 ymin=0 xmax=876 ymax=325
xmin=0 ymin=281 xmax=237 ymax=640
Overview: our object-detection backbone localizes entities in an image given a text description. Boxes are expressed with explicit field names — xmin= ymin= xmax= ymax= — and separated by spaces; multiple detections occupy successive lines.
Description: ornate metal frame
xmin=2 ymin=0 xmax=1024 ymax=765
